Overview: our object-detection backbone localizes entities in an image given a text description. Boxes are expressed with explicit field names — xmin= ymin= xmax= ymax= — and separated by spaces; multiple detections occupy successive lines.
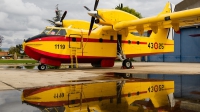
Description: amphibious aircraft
xmin=23 ymin=0 xmax=200 ymax=70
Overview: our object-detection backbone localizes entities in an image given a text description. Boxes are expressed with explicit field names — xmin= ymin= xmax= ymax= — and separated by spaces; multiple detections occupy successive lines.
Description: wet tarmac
xmin=0 ymin=73 xmax=199 ymax=112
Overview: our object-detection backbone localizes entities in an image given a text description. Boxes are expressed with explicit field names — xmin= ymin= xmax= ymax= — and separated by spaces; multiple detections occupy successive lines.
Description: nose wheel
xmin=38 ymin=64 xmax=47 ymax=70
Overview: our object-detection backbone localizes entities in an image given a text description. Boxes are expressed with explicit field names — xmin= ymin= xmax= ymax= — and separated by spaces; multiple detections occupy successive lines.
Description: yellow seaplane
xmin=21 ymin=75 xmax=175 ymax=112
xmin=23 ymin=0 xmax=200 ymax=70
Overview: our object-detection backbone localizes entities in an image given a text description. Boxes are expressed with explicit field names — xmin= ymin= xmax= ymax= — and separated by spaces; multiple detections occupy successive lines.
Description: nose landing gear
xmin=38 ymin=64 xmax=47 ymax=70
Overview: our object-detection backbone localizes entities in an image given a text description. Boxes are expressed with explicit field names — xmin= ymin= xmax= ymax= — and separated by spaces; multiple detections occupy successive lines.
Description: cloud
xmin=0 ymin=0 xmax=183 ymax=48
xmin=0 ymin=90 xmax=40 ymax=112
xmin=0 ymin=0 xmax=44 ymax=16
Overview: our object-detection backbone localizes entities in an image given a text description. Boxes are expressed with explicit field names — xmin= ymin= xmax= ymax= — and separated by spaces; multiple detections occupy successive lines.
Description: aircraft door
xmin=69 ymin=34 xmax=83 ymax=55
xmin=69 ymin=34 xmax=82 ymax=48
xmin=68 ymin=92 xmax=81 ymax=108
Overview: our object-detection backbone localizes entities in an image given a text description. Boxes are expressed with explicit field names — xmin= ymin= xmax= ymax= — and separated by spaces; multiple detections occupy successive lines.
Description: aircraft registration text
xmin=54 ymin=93 xmax=65 ymax=98
xmin=148 ymin=85 xmax=164 ymax=93
xmin=148 ymin=42 xmax=164 ymax=49
xmin=55 ymin=44 xmax=65 ymax=49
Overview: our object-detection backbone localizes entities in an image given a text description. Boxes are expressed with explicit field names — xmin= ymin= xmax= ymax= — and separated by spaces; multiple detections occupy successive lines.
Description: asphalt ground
xmin=0 ymin=62 xmax=200 ymax=91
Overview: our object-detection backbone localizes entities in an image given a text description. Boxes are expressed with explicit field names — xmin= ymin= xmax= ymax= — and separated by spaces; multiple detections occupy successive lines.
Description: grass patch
xmin=0 ymin=59 xmax=38 ymax=64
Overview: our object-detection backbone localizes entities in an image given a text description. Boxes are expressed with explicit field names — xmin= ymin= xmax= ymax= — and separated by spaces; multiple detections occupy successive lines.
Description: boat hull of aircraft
xmin=23 ymin=35 xmax=116 ymax=68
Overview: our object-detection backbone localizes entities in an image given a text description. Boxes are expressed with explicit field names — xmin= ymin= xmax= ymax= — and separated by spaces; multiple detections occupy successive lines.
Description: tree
xmin=115 ymin=3 xmax=142 ymax=18
xmin=0 ymin=48 xmax=3 ymax=52
xmin=9 ymin=45 xmax=21 ymax=57
xmin=9 ymin=44 xmax=25 ymax=59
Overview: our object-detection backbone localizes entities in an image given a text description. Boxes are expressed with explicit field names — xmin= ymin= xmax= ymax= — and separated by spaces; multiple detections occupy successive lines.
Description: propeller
xmin=46 ymin=4 xmax=67 ymax=27
xmin=84 ymin=0 xmax=105 ymax=36
xmin=60 ymin=11 xmax=67 ymax=22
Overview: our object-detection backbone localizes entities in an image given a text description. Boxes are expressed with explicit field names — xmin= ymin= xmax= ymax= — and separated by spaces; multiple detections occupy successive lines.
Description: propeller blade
xmin=88 ymin=17 xmax=95 ymax=36
xmin=46 ymin=19 xmax=56 ymax=25
xmin=84 ymin=6 xmax=91 ymax=11
xmin=60 ymin=11 xmax=67 ymax=22
xmin=55 ymin=10 xmax=59 ymax=16
xmin=55 ymin=11 xmax=60 ymax=21
xmin=94 ymin=0 xmax=99 ymax=10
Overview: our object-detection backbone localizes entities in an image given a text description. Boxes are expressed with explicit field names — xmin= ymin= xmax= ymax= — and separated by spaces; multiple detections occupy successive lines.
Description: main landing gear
xmin=122 ymin=59 xmax=133 ymax=69
xmin=117 ymin=39 xmax=133 ymax=69
xmin=38 ymin=64 xmax=47 ymax=70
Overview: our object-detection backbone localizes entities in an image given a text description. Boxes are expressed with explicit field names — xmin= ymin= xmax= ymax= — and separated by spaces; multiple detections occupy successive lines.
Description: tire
xmin=38 ymin=64 xmax=46 ymax=70
xmin=37 ymin=65 xmax=41 ymax=70
xmin=123 ymin=73 xmax=132 ymax=78
xmin=122 ymin=59 xmax=132 ymax=69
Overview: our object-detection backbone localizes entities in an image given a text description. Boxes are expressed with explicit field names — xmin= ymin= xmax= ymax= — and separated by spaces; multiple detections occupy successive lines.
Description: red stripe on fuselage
xmin=164 ymin=44 xmax=174 ymax=45
xmin=28 ymin=36 xmax=117 ymax=43
xmin=28 ymin=36 xmax=149 ymax=45
xmin=122 ymin=40 xmax=147 ymax=45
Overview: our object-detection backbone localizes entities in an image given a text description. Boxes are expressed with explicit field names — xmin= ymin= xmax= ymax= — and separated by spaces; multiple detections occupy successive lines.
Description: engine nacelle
xmin=95 ymin=19 xmax=112 ymax=26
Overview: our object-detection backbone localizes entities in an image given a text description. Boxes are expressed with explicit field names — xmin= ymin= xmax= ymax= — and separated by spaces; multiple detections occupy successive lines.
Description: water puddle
xmin=5 ymin=65 xmax=37 ymax=69
xmin=0 ymin=73 xmax=199 ymax=112
xmin=0 ymin=90 xmax=40 ymax=112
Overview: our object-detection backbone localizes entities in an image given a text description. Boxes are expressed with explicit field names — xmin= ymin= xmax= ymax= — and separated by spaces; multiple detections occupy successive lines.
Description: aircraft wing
xmin=113 ymin=6 xmax=200 ymax=35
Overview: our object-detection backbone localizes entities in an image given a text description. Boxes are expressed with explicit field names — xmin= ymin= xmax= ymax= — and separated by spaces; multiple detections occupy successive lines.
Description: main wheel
xmin=38 ymin=64 xmax=47 ymax=70
xmin=122 ymin=59 xmax=132 ymax=69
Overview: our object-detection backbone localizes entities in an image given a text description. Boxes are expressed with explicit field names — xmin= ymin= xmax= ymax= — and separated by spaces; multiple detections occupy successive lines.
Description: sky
xmin=0 ymin=0 xmax=182 ymax=48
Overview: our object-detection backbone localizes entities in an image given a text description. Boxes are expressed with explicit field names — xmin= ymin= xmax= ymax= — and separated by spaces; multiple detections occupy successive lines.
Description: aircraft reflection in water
xmin=21 ymin=75 xmax=175 ymax=112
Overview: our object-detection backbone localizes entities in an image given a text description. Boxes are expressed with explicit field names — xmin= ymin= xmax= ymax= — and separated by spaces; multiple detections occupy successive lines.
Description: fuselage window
xmin=72 ymin=37 xmax=76 ymax=42
xmin=128 ymin=40 xmax=131 ymax=44
xmin=99 ymin=38 xmax=103 ymax=43
xmin=110 ymin=36 xmax=114 ymax=41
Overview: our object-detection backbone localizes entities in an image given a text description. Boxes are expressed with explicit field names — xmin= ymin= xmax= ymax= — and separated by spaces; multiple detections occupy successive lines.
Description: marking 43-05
xmin=148 ymin=42 xmax=164 ymax=49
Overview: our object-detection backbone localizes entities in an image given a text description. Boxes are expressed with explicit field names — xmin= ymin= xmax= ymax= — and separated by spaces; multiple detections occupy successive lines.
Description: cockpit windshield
xmin=42 ymin=28 xmax=67 ymax=36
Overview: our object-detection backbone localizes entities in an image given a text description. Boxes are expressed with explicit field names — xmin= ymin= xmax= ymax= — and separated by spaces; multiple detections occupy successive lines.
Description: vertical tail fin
xmin=158 ymin=2 xmax=175 ymax=15
xmin=154 ymin=2 xmax=175 ymax=40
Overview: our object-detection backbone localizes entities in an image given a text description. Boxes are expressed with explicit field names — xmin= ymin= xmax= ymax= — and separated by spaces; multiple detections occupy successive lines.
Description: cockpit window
xmin=49 ymin=29 xmax=60 ymax=35
xmin=42 ymin=28 xmax=67 ymax=36
xmin=57 ymin=29 xmax=66 ymax=36
xmin=42 ymin=28 xmax=51 ymax=34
